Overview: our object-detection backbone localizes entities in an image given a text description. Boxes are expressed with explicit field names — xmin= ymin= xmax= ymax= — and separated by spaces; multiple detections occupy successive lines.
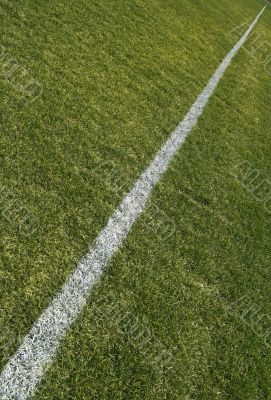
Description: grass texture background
xmin=0 ymin=0 xmax=271 ymax=398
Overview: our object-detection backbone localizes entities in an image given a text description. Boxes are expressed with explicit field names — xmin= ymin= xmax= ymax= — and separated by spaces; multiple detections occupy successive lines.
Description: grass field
xmin=1 ymin=0 xmax=271 ymax=399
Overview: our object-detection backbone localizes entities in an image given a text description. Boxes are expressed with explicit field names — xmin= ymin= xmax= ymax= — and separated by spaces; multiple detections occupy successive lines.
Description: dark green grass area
xmin=1 ymin=0 xmax=271 ymax=399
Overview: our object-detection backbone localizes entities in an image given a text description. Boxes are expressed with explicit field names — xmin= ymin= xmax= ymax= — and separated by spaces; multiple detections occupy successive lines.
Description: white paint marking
xmin=0 ymin=6 xmax=266 ymax=399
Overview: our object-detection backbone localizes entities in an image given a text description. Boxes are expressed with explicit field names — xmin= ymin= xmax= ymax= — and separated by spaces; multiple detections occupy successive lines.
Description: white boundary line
xmin=0 ymin=6 xmax=266 ymax=399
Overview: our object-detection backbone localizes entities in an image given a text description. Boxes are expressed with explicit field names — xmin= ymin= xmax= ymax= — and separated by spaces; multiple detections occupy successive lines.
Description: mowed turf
xmin=0 ymin=0 xmax=271 ymax=399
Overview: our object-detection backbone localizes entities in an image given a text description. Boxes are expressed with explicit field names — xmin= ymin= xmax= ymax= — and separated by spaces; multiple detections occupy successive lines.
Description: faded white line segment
xmin=0 ymin=6 xmax=266 ymax=399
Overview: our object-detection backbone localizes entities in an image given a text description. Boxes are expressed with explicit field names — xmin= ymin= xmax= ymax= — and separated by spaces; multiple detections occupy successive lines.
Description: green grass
xmin=1 ymin=0 xmax=271 ymax=398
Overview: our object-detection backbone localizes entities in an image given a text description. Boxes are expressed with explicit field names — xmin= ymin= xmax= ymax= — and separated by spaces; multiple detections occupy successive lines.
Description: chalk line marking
xmin=0 ymin=6 xmax=266 ymax=399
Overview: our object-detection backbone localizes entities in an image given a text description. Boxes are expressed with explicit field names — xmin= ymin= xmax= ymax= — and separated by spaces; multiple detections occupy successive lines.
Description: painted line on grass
xmin=0 ymin=6 xmax=266 ymax=400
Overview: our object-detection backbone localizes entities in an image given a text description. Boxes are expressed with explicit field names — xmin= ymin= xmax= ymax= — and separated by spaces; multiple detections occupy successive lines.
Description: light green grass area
xmin=0 ymin=0 xmax=271 ymax=398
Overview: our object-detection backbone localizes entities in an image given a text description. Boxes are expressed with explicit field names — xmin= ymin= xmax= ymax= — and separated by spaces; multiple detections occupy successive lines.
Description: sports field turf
xmin=1 ymin=0 xmax=271 ymax=398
